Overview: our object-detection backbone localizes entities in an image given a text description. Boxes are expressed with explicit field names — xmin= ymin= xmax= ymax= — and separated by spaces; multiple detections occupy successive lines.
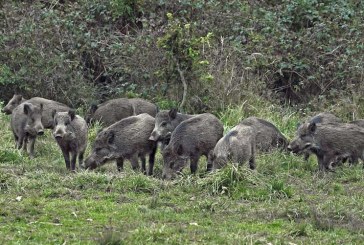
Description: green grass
xmin=1 ymin=100 xmax=364 ymax=244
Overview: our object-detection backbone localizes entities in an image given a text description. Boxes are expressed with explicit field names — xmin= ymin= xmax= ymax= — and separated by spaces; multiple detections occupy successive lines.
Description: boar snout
xmin=1 ymin=108 xmax=10 ymax=114
xmin=149 ymin=130 xmax=159 ymax=141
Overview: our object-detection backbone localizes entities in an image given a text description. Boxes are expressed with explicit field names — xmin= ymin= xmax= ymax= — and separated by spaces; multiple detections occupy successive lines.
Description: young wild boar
xmin=2 ymin=94 xmax=70 ymax=128
xmin=162 ymin=113 xmax=224 ymax=180
xmin=212 ymin=124 xmax=256 ymax=170
xmin=240 ymin=117 xmax=288 ymax=152
xmin=85 ymin=98 xmax=157 ymax=127
xmin=287 ymin=122 xmax=364 ymax=170
xmin=84 ymin=113 xmax=157 ymax=175
xmin=2 ymin=94 xmax=26 ymax=114
xmin=149 ymin=109 xmax=194 ymax=146
xmin=52 ymin=110 xmax=88 ymax=171
xmin=11 ymin=102 xmax=44 ymax=158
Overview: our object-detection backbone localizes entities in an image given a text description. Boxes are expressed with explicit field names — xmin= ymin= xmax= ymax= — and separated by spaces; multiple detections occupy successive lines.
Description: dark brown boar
xmin=162 ymin=113 xmax=224 ymax=180
xmin=149 ymin=109 xmax=194 ymax=146
xmin=84 ymin=113 xmax=157 ymax=175
xmin=85 ymin=98 xmax=157 ymax=127
xmin=212 ymin=124 xmax=256 ymax=170
xmin=288 ymin=122 xmax=364 ymax=170
xmin=11 ymin=102 xmax=44 ymax=158
xmin=240 ymin=117 xmax=288 ymax=152
xmin=2 ymin=94 xmax=26 ymax=114
xmin=52 ymin=110 xmax=88 ymax=171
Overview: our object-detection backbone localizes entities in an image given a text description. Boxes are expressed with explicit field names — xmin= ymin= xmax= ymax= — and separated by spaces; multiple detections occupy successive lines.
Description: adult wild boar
xmin=149 ymin=109 xmax=194 ymax=146
xmin=296 ymin=112 xmax=342 ymax=161
xmin=84 ymin=113 xmax=157 ymax=175
xmin=11 ymin=102 xmax=44 ymax=158
xmin=2 ymin=94 xmax=26 ymax=114
xmin=85 ymin=98 xmax=157 ymax=127
xmin=52 ymin=110 xmax=88 ymax=171
xmin=288 ymin=122 xmax=364 ymax=170
xmin=162 ymin=113 xmax=224 ymax=180
xmin=240 ymin=117 xmax=288 ymax=152
xmin=212 ymin=124 xmax=256 ymax=170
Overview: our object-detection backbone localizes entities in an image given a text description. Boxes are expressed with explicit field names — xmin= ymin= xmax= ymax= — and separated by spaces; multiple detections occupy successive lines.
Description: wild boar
xmin=52 ymin=110 xmax=88 ymax=171
xmin=240 ymin=117 xmax=288 ymax=152
xmin=85 ymin=98 xmax=157 ymax=127
xmin=212 ymin=124 xmax=256 ymax=170
xmin=287 ymin=122 xmax=364 ymax=170
xmin=162 ymin=113 xmax=224 ymax=180
xmin=2 ymin=94 xmax=26 ymax=114
xmin=84 ymin=113 xmax=157 ymax=175
xmin=11 ymin=102 xmax=44 ymax=158
xmin=149 ymin=109 xmax=194 ymax=146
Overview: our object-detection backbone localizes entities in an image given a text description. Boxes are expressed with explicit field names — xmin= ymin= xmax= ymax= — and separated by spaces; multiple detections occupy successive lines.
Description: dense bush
xmin=0 ymin=0 xmax=363 ymax=114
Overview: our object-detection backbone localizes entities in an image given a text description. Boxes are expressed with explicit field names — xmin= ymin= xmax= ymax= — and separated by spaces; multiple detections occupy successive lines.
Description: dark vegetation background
xmin=1 ymin=0 xmax=363 ymax=116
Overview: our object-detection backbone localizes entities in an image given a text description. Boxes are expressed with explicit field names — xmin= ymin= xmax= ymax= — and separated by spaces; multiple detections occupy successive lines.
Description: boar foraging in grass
xmin=84 ymin=113 xmax=157 ymax=175
xmin=52 ymin=110 xmax=88 ymax=171
xmin=11 ymin=102 xmax=44 ymax=158
xmin=149 ymin=108 xmax=194 ymax=147
xmin=212 ymin=124 xmax=256 ymax=170
xmin=162 ymin=113 xmax=224 ymax=180
xmin=85 ymin=98 xmax=158 ymax=127
xmin=240 ymin=117 xmax=287 ymax=152
xmin=288 ymin=122 xmax=364 ymax=170
xmin=2 ymin=94 xmax=26 ymax=114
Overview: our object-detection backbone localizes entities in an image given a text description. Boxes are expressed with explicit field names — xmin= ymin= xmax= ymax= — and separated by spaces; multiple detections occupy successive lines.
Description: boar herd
xmin=2 ymin=94 xmax=364 ymax=179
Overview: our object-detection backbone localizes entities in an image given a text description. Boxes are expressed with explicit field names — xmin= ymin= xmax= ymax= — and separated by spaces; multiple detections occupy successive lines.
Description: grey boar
xmin=287 ymin=122 xmax=364 ymax=170
xmin=84 ymin=113 xmax=157 ymax=175
xmin=240 ymin=117 xmax=288 ymax=152
xmin=85 ymin=98 xmax=157 ymax=127
xmin=3 ymin=94 xmax=70 ymax=128
xmin=2 ymin=94 xmax=26 ymax=114
xmin=212 ymin=124 xmax=256 ymax=170
xmin=297 ymin=112 xmax=342 ymax=161
xmin=11 ymin=102 xmax=44 ymax=158
xmin=52 ymin=110 xmax=88 ymax=171
xmin=162 ymin=113 xmax=224 ymax=180
xmin=149 ymin=109 xmax=194 ymax=146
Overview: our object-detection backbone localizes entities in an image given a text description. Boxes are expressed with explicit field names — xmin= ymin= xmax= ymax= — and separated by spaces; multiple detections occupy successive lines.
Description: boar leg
xmin=140 ymin=155 xmax=147 ymax=175
xmin=61 ymin=149 xmax=71 ymax=170
xmin=249 ymin=144 xmax=256 ymax=170
xmin=148 ymin=146 xmax=157 ymax=176
xmin=190 ymin=155 xmax=200 ymax=174
xmin=116 ymin=157 xmax=124 ymax=172
xmin=28 ymin=136 xmax=36 ymax=158
xmin=316 ymin=153 xmax=326 ymax=171
xmin=78 ymin=150 xmax=85 ymax=168
xmin=130 ymin=155 xmax=140 ymax=171
xmin=70 ymin=152 xmax=77 ymax=171
xmin=206 ymin=151 xmax=213 ymax=172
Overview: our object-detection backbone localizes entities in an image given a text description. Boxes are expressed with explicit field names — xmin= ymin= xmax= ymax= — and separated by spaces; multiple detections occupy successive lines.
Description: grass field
xmin=1 ymin=100 xmax=364 ymax=244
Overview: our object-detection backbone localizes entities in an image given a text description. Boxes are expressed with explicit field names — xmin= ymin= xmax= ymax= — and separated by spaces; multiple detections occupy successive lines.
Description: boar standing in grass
xmin=149 ymin=108 xmax=194 ymax=147
xmin=240 ymin=117 xmax=288 ymax=152
xmin=52 ymin=110 xmax=88 ymax=171
xmin=84 ymin=113 xmax=157 ymax=175
xmin=212 ymin=124 xmax=256 ymax=170
xmin=288 ymin=122 xmax=364 ymax=170
xmin=2 ymin=94 xmax=26 ymax=114
xmin=85 ymin=98 xmax=157 ymax=127
xmin=162 ymin=113 xmax=224 ymax=180
xmin=2 ymin=94 xmax=70 ymax=128
xmin=11 ymin=102 xmax=44 ymax=158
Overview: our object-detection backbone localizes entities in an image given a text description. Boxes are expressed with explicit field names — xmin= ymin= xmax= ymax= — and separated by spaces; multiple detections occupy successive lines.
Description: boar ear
xmin=23 ymin=103 xmax=32 ymax=115
xmin=52 ymin=109 xmax=57 ymax=119
xmin=176 ymin=144 xmax=184 ymax=156
xmin=308 ymin=122 xmax=317 ymax=133
xmin=68 ymin=109 xmax=76 ymax=121
xmin=107 ymin=131 xmax=115 ymax=144
xmin=169 ymin=108 xmax=178 ymax=119
xmin=90 ymin=104 xmax=98 ymax=113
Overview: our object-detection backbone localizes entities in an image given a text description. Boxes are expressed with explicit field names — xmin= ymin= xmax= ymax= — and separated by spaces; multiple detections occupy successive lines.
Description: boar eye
xmin=160 ymin=121 xmax=167 ymax=127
